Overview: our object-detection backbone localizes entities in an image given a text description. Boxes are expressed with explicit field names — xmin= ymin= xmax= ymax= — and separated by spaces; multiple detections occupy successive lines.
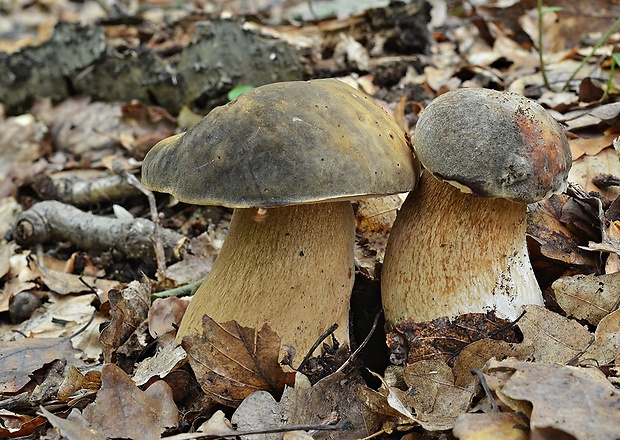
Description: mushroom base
xmin=382 ymin=173 xmax=543 ymax=327
xmin=175 ymin=202 xmax=356 ymax=360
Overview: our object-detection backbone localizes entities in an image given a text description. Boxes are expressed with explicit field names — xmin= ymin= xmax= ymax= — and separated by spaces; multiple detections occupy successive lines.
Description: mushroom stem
xmin=176 ymin=201 xmax=355 ymax=358
xmin=382 ymin=173 xmax=543 ymax=327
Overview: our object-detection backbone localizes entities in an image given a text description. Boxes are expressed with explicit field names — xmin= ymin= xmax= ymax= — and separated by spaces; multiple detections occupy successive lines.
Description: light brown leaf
xmin=99 ymin=280 xmax=151 ymax=363
xmin=0 ymin=336 xmax=80 ymax=393
xmin=552 ymin=272 xmax=620 ymax=325
xmin=487 ymin=359 xmax=620 ymax=440
xmin=453 ymin=412 xmax=529 ymax=440
xmin=81 ymin=363 xmax=178 ymax=438
xmin=402 ymin=360 xmax=475 ymax=431
xmin=148 ymin=297 xmax=188 ymax=346
xmin=39 ymin=407 xmax=106 ymax=440
xmin=517 ymin=305 xmax=593 ymax=364
xmin=581 ymin=309 xmax=620 ymax=366
xmin=569 ymin=148 xmax=620 ymax=200
xmin=183 ymin=315 xmax=296 ymax=407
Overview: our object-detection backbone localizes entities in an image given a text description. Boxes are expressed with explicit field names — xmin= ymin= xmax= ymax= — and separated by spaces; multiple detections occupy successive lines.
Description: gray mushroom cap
xmin=142 ymin=79 xmax=419 ymax=208
xmin=414 ymin=88 xmax=572 ymax=204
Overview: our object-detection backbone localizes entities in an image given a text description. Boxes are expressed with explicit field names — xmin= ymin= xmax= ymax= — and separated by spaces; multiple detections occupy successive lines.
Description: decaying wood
xmin=12 ymin=200 xmax=187 ymax=263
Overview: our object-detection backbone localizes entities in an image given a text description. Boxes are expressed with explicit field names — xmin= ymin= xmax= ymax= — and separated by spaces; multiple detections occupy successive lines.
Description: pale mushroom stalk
xmin=381 ymin=88 xmax=572 ymax=328
xmin=178 ymin=203 xmax=355 ymax=356
xmin=382 ymin=173 xmax=540 ymax=324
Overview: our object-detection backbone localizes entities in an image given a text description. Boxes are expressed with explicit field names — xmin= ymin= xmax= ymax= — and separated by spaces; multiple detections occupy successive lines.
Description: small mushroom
xmin=142 ymin=79 xmax=419 ymax=357
xmin=381 ymin=88 xmax=572 ymax=326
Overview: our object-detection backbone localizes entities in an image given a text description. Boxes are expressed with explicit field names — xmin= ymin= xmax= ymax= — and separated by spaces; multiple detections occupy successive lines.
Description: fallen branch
xmin=12 ymin=200 xmax=187 ymax=263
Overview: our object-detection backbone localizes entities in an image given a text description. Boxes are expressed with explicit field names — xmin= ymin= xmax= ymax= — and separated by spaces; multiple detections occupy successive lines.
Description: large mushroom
xmin=381 ymin=88 xmax=571 ymax=327
xmin=142 ymin=79 xmax=419 ymax=357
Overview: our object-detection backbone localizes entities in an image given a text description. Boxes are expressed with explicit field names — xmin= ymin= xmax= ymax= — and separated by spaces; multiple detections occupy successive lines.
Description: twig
xmin=334 ymin=310 xmax=382 ymax=375
xmin=13 ymin=200 xmax=187 ymax=263
xmin=159 ymin=421 xmax=352 ymax=440
xmin=297 ymin=323 xmax=339 ymax=372
xmin=119 ymin=169 xmax=167 ymax=280
xmin=471 ymin=369 xmax=499 ymax=412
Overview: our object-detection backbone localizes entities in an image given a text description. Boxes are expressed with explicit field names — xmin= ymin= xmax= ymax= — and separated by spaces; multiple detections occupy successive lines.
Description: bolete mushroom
xmin=381 ymin=88 xmax=571 ymax=326
xmin=142 ymin=79 xmax=419 ymax=357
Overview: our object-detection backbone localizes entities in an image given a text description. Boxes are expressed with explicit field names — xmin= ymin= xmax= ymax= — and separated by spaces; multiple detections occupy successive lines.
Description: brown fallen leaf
xmin=452 ymin=412 xmax=529 ymax=440
xmin=78 ymin=363 xmax=178 ymax=439
xmin=516 ymin=305 xmax=593 ymax=364
xmin=99 ymin=280 xmax=151 ymax=363
xmin=386 ymin=312 xmax=519 ymax=367
xmin=551 ymin=272 xmax=620 ymax=326
xmin=182 ymin=315 xmax=296 ymax=407
xmin=0 ymin=410 xmax=48 ymax=439
xmin=232 ymin=370 xmax=367 ymax=438
xmin=148 ymin=296 xmax=188 ymax=347
xmin=401 ymin=359 xmax=475 ymax=431
xmin=487 ymin=359 xmax=620 ymax=440
xmin=581 ymin=308 xmax=620 ymax=367
xmin=40 ymin=407 xmax=106 ymax=440
xmin=0 ymin=335 xmax=80 ymax=393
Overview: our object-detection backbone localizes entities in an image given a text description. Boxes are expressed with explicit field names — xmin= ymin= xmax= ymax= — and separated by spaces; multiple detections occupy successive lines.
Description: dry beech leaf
xmin=517 ymin=305 xmax=592 ymax=364
xmin=452 ymin=412 xmax=529 ymax=440
xmin=552 ymin=272 xmax=620 ymax=326
xmin=400 ymin=359 xmax=475 ymax=431
xmin=569 ymin=134 xmax=616 ymax=160
xmin=353 ymin=194 xmax=403 ymax=276
xmin=99 ymin=280 xmax=151 ymax=363
xmin=0 ymin=411 xmax=47 ymax=438
xmin=570 ymin=148 xmax=620 ymax=200
xmin=133 ymin=342 xmax=188 ymax=386
xmin=232 ymin=370 xmax=368 ymax=438
xmin=79 ymin=363 xmax=178 ymax=439
xmin=0 ymin=336 xmax=80 ymax=393
xmin=182 ymin=315 xmax=296 ymax=407
xmin=581 ymin=308 xmax=620 ymax=366
xmin=487 ymin=359 xmax=620 ymax=440
xmin=386 ymin=312 xmax=519 ymax=366
xmin=527 ymin=194 xmax=596 ymax=270
xmin=451 ymin=339 xmax=531 ymax=387
xmin=148 ymin=297 xmax=189 ymax=346
xmin=40 ymin=407 xmax=105 ymax=440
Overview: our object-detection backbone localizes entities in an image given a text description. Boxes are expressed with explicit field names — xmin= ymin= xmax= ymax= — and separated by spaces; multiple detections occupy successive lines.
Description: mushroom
xmin=381 ymin=88 xmax=571 ymax=326
xmin=142 ymin=79 xmax=419 ymax=357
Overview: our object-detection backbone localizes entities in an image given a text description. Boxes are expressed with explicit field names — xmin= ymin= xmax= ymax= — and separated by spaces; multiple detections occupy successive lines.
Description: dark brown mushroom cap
xmin=414 ymin=88 xmax=572 ymax=204
xmin=141 ymin=79 xmax=419 ymax=208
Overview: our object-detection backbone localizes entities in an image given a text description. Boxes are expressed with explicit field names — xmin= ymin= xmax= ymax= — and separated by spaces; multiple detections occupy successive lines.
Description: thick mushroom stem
xmin=176 ymin=201 xmax=355 ymax=358
xmin=381 ymin=173 xmax=542 ymax=327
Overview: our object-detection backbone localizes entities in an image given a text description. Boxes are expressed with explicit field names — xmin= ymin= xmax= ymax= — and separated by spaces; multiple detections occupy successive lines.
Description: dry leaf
xmin=386 ymin=312 xmax=519 ymax=366
xmin=148 ymin=297 xmax=188 ymax=346
xmin=517 ymin=305 xmax=592 ymax=364
xmin=233 ymin=370 xmax=368 ymax=439
xmin=487 ymin=359 xmax=620 ymax=440
xmin=182 ymin=315 xmax=296 ymax=407
xmin=39 ymin=407 xmax=106 ymax=440
xmin=133 ymin=342 xmax=188 ymax=386
xmin=581 ymin=309 xmax=620 ymax=366
xmin=401 ymin=359 xmax=475 ymax=431
xmin=453 ymin=412 xmax=529 ymax=440
xmin=0 ymin=336 xmax=80 ymax=393
xmin=552 ymin=272 xmax=620 ymax=325
xmin=570 ymin=148 xmax=620 ymax=200
xmin=80 ymin=363 xmax=178 ymax=438
xmin=99 ymin=280 xmax=151 ymax=363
